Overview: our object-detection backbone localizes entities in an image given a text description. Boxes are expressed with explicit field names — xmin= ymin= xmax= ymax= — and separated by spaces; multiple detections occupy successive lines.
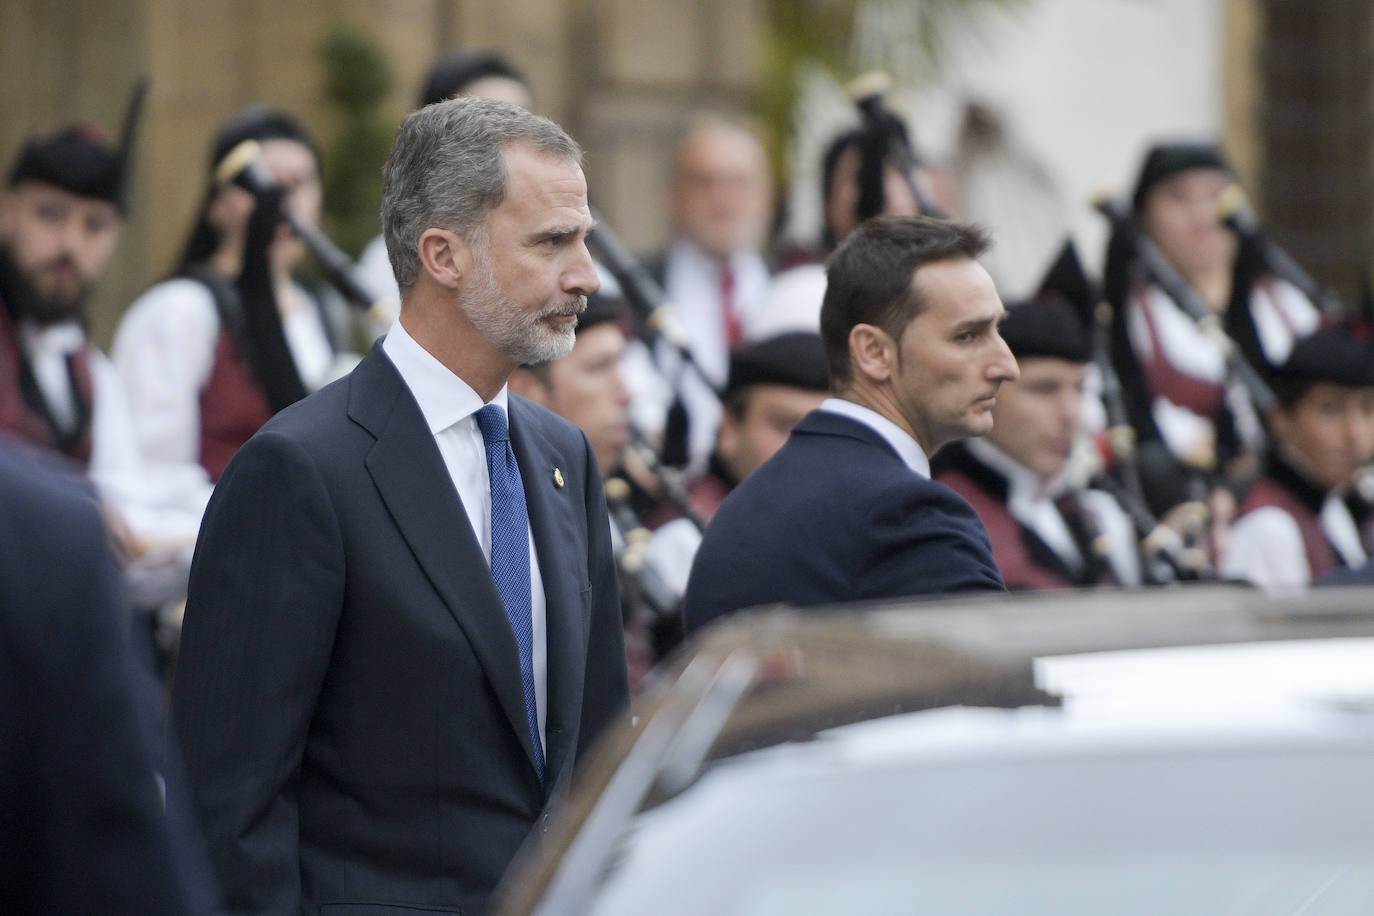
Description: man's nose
xmin=565 ymin=243 xmax=601 ymax=298
xmin=60 ymin=215 xmax=88 ymax=256
xmin=990 ymin=333 xmax=1019 ymax=382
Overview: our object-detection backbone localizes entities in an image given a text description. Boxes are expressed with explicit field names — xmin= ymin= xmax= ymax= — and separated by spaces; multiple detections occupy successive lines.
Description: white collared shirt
xmin=819 ymin=397 xmax=930 ymax=478
xmin=382 ymin=320 xmax=547 ymax=748
xmin=962 ymin=437 xmax=1143 ymax=587
xmin=964 ymin=437 xmax=1081 ymax=572
xmin=657 ymin=237 xmax=772 ymax=472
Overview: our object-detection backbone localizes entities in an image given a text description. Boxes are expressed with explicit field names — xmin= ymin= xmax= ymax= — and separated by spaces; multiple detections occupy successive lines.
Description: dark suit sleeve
xmin=576 ymin=432 xmax=630 ymax=755
xmin=172 ymin=431 xmax=345 ymax=915
xmin=862 ymin=477 xmax=1006 ymax=596
xmin=0 ymin=453 xmax=205 ymax=914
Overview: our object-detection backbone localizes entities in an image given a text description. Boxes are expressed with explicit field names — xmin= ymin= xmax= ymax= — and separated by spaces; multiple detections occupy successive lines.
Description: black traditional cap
xmin=8 ymin=80 xmax=146 ymax=214
xmin=1273 ymin=319 xmax=1374 ymax=399
xmin=210 ymin=106 xmax=319 ymax=175
xmin=998 ymin=241 xmax=1095 ymax=363
xmin=725 ymin=331 xmax=830 ymax=397
xmin=1131 ymin=141 xmax=1230 ymax=211
xmin=577 ymin=286 xmax=628 ymax=336
xmin=419 ymin=50 xmax=528 ymax=108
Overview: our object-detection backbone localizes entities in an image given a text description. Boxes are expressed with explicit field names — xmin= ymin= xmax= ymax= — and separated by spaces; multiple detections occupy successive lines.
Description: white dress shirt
xmin=819 ymin=397 xmax=930 ymax=477
xmin=382 ymin=320 xmax=547 ymax=747
xmin=961 ymin=437 xmax=1143 ymax=587
xmin=656 ymin=238 xmax=771 ymax=472
xmin=113 ymin=277 xmax=351 ymax=470
xmin=965 ymin=437 xmax=1081 ymax=570
xmin=1225 ymin=489 xmax=1367 ymax=594
xmin=17 ymin=318 xmax=210 ymax=582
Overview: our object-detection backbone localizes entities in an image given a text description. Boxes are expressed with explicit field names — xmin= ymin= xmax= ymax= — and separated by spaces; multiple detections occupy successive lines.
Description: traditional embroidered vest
xmin=0 ymin=302 xmax=93 ymax=466
xmin=198 ymin=328 xmax=273 ymax=482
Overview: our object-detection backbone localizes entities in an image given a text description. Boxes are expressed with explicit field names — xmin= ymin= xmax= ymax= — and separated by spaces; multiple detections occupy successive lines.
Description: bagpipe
xmin=215 ymin=139 xmax=393 ymax=325
xmin=1215 ymin=184 xmax=1343 ymax=317
xmin=846 ymin=72 xmax=946 ymax=221
xmin=1095 ymin=194 xmax=1277 ymax=419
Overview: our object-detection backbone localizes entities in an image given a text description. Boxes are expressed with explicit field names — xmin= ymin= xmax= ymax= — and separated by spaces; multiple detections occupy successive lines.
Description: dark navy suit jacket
xmin=684 ymin=410 xmax=1005 ymax=632
xmin=172 ymin=346 xmax=628 ymax=915
xmin=0 ymin=441 xmax=213 ymax=914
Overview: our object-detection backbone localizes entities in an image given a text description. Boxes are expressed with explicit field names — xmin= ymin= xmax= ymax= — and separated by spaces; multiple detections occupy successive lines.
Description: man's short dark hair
xmin=819 ymin=216 xmax=990 ymax=386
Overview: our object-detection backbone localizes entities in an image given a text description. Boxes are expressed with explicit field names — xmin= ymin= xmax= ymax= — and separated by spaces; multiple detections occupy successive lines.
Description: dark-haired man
xmin=1 ymin=118 xmax=205 ymax=562
xmin=1 ymin=125 xmax=130 ymax=467
xmin=684 ymin=216 xmax=1014 ymax=631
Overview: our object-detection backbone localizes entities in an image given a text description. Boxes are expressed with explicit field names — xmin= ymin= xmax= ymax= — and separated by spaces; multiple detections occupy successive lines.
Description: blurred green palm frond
xmin=318 ymin=22 xmax=396 ymax=258
xmin=761 ymin=0 xmax=1034 ymax=178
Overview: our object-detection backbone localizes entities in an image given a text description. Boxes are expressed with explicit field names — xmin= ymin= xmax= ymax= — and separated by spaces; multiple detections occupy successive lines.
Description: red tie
xmin=721 ymin=265 xmax=742 ymax=349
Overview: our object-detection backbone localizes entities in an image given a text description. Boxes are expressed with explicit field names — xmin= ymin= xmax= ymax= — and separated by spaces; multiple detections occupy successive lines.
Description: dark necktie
xmin=720 ymin=265 xmax=742 ymax=349
xmin=475 ymin=403 xmax=544 ymax=783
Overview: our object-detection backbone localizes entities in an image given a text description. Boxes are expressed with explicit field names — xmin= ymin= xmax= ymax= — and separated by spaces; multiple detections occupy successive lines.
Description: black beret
xmin=726 ymin=331 xmax=830 ymax=397
xmin=576 ymin=288 xmax=627 ymax=336
xmin=1275 ymin=321 xmax=1374 ymax=393
xmin=8 ymin=125 xmax=124 ymax=211
xmin=999 ymin=296 xmax=1092 ymax=363
xmin=1132 ymin=142 xmax=1231 ymax=211
xmin=1001 ymin=239 xmax=1095 ymax=363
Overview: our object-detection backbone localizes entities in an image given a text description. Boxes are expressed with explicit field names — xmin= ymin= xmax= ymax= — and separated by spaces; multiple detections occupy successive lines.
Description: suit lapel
xmin=348 ymin=348 xmax=539 ymax=778
xmin=508 ymin=396 xmax=587 ymax=791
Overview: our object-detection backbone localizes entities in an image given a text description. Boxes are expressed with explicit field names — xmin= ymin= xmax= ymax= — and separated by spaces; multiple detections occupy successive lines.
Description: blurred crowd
xmin=6 ymin=43 xmax=1374 ymax=908
xmin=8 ymin=50 xmax=1374 ymax=671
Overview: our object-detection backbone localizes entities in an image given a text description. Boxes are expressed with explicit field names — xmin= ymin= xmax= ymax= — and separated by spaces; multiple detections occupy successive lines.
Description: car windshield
xmin=579 ymin=638 xmax=1374 ymax=916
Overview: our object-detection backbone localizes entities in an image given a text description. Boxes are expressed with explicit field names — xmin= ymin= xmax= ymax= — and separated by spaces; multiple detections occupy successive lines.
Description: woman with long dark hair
xmin=114 ymin=107 xmax=357 ymax=481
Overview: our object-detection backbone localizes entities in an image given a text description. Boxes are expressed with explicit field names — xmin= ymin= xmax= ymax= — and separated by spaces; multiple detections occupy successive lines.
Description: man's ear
xmin=848 ymin=323 xmax=896 ymax=383
xmin=417 ymin=227 xmax=472 ymax=290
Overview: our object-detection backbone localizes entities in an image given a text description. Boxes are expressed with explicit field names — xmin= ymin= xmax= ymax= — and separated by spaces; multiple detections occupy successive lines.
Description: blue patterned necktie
xmin=475 ymin=403 xmax=545 ymax=783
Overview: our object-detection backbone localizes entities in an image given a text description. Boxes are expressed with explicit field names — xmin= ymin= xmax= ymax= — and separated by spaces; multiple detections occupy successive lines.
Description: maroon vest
xmin=0 ymin=304 xmax=93 ymax=466
xmin=1133 ymin=285 xmax=1226 ymax=419
xmin=938 ymin=468 xmax=1077 ymax=591
xmin=1236 ymin=476 xmax=1339 ymax=581
xmin=199 ymin=328 xmax=273 ymax=482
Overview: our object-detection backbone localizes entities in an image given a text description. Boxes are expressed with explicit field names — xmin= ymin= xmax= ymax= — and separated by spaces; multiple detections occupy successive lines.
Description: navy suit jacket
xmin=684 ymin=410 xmax=1005 ymax=632
xmin=0 ymin=441 xmax=212 ymax=914
xmin=172 ymin=346 xmax=628 ymax=915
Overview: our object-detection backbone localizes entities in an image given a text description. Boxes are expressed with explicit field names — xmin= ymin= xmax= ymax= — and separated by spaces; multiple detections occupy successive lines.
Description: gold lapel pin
xmin=553 ymin=467 xmax=565 ymax=489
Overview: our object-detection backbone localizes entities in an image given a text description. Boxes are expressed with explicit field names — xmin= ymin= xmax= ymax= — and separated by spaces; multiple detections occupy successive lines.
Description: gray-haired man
xmin=173 ymin=97 xmax=629 ymax=915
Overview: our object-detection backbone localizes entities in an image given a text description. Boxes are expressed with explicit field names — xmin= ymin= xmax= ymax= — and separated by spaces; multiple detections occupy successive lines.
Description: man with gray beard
xmin=172 ymin=97 xmax=628 ymax=915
